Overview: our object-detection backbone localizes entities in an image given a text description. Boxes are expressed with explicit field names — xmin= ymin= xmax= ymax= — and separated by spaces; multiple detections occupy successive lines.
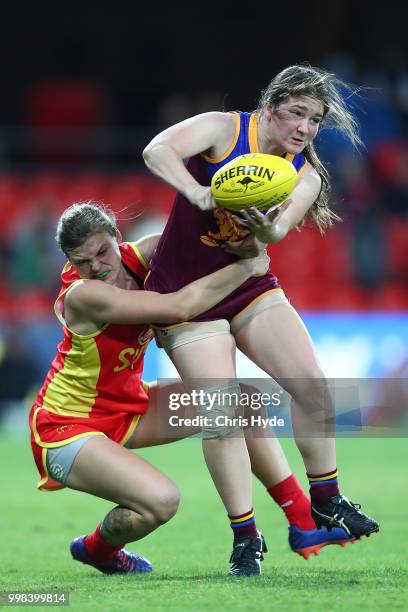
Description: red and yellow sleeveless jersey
xmin=30 ymin=241 xmax=153 ymax=447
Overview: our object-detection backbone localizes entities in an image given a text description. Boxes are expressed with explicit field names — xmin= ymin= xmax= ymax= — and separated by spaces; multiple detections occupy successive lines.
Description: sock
xmin=307 ymin=468 xmax=340 ymax=505
xmin=267 ymin=474 xmax=315 ymax=530
xmin=84 ymin=524 xmax=121 ymax=562
xmin=229 ymin=508 xmax=258 ymax=540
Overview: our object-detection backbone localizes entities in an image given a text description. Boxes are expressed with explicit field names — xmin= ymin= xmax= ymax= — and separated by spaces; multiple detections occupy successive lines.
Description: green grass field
xmin=1 ymin=433 xmax=407 ymax=611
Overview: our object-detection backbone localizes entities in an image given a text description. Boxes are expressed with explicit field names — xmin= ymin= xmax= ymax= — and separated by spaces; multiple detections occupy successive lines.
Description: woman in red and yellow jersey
xmin=29 ymin=201 xmax=269 ymax=576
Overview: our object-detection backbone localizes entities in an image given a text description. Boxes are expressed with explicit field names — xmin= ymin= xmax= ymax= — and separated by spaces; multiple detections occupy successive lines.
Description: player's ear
xmin=263 ymin=101 xmax=273 ymax=119
xmin=115 ymin=228 xmax=122 ymax=243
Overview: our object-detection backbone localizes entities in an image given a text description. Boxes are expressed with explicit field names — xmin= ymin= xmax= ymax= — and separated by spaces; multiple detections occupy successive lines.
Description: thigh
xmin=128 ymin=381 xmax=202 ymax=448
xmin=128 ymin=333 xmax=239 ymax=449
xmin=66 ymin=435 xmax=176 ymax=513
xmin=154 ymin=319 xmax=230 ymax=353
xmin=169 ymin=332 xmax=237 ymax=380
xmin=234 ymin=301 xmax=324 ymax=380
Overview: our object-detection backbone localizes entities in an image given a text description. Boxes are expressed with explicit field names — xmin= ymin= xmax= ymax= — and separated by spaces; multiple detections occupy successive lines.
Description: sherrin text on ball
xmin=211 ymin=153 xmax=298 ymax=211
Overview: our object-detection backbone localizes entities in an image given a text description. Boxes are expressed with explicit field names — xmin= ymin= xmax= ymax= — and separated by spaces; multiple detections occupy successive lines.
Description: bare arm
xmin=143 ymin=112 xmax=236 ymax=210
xmin=66 ymin=252 xmax=269 ymax=327
xmin=134 ymin=233 xmax=161 ymax=265
xmin=234 ymin=164 xmax=322 ymax=244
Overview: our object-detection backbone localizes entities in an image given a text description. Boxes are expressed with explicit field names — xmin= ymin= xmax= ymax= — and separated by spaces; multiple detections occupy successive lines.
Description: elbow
xmin=159 ymin=296 xmax=190 ymax=324
xmin=269 ymin=224 xmax=288 ymax=244
xmin=172 ymin=304 xmax=191 ymax=323
xmin=142 ymin=144 xmax=155 ymax=169
xmin=142 ymin=142 xmax=171 ymax=169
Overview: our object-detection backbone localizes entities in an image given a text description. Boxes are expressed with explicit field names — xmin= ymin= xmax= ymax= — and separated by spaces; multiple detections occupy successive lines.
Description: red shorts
xmin=29 ymin=405 xmax=141 ymax=491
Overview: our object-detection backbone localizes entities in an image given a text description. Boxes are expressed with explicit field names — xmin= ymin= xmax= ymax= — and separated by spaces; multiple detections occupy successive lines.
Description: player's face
xmin=265 ymin=96 xmax=324 ymax=154
xmin=68 ymin=231 xmax=122 ymax=285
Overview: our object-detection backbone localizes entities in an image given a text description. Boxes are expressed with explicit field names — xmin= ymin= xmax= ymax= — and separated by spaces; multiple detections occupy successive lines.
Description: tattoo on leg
xmin=100 ymin=506 xmax=137 ymax=545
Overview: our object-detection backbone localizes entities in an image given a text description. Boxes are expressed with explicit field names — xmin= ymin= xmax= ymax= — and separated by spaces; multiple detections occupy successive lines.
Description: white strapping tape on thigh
xmin=154 ymin=320 xmax=230 ymax=352
xmin=230 ymin=289 xmax=288 ymax=335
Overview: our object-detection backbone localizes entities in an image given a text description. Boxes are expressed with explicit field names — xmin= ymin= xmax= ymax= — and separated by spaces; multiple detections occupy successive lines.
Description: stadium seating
xmin=0 ymin=172 xmax=406 ymax=319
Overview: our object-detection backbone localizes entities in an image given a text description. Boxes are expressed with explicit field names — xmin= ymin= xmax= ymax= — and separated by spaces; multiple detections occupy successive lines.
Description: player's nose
xmin=90 ymin=259 xmax=102 ymax=274
xmin=297 ymin=118 xmax=308 ymax=134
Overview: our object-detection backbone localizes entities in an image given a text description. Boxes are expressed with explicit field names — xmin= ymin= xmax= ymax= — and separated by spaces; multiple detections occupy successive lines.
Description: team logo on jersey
xmin=114 ymin=347 xmax=142 ymax=372
xmin=138 ymin=326 xmax=154 ymax=346
xmin=56 ymin=424 xmax=75 ymax=435
xmin=114 ymin=337 xmax=151 ymax=373
xmin=200 ymin=209 xmax=247 ymax=248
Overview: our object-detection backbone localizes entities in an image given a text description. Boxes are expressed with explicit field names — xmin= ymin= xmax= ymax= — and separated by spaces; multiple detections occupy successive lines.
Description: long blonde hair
xmin=258 ymin=64 xmax=362 ymax=233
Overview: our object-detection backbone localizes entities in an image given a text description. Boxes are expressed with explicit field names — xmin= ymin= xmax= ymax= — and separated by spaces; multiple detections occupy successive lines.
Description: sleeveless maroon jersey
xmin=146 ymin=112 xmax=306 ymax=322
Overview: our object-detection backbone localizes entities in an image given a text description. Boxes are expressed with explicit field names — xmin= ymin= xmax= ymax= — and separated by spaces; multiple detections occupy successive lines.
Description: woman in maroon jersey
xmin=143 ymin=64 xmax=379 ymax=575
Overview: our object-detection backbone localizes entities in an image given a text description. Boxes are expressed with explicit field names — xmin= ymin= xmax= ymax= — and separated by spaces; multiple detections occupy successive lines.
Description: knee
xmin=303 ymin=370 xmax=329 ymax=399
xmin=197 ymin=381 xmax=243 ymax=439
xmin=286 ymin=367 xmax=328 ymax=402
xmin=143 ymin=484 xmax=181 ymax=526
xmin=295 ymin=365 xmax=326 ymax=385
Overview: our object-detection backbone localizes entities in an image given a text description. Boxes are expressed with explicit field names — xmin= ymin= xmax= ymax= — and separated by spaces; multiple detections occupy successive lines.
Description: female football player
xmin=29 ymin=201 xmax=270 ymax=576
xmin=143 ymin=63 xmax=379 ymax=575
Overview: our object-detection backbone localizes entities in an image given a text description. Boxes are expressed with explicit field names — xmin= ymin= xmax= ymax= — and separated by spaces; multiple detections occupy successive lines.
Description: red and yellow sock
xmin=267 ymin=474 xmax=315 ymax=530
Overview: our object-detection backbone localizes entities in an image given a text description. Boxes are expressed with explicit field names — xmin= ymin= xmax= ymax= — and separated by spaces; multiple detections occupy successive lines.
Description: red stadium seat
xmin=26 ymin=80 xmax=106 ymax=128
xmin=369 ymin=282 xmax=408 ymax=310
xmin=0 ymin=281 xmax=13 ymax=319
xmin=13 ymin=289 xmax=52 ymax=321
xmin=1 ymin=172 xmax=407 ymax=316
xmin=25 ymin=80 xmax=107 ymax=164
xmin=57 ymin=173 xmax=110 ymax=206
xmin=324 ymin=283 xmax=369 ymax=311
xmin=0 ymin=175 xmax=31 ymax=240
xmin=268 ymin=224 xmax=354 ymax=287
xmin=386 ymin=218 xmax=408 ymax=279
xmin=140 ymin=177 xmax=176 ymax=215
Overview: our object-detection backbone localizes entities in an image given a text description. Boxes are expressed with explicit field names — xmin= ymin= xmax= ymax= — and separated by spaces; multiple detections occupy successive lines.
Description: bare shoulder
xmin=63 ymin=280 xmax=102 ymax=334
xmin=210 ymin=111 xmax=237 ymax=132
xmin=64 ymin=279 xmax=106 ymax=318
xmin=186 ymin=110 xmax=234 ymax=126
xmin=64 ymin=279 xmax=90 ymax=308
xmin=203 ymin=111 xmax=238 ymax=159
xmin=205 ymin=111 xmax=236 ymax=127
xmin=64 ymin=279 xmax=96 ymax=320
xmin=133 ymin=235 xmax=159 ymax=266
xmin=144 ymin=110 xmax=236 ymax=160
xmin=185 ymin=111 xmax=236 ymax=140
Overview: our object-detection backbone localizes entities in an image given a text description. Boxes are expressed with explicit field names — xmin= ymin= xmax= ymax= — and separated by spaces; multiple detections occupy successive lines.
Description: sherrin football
xmin=211 ymin=153 xmax=298 ymax=211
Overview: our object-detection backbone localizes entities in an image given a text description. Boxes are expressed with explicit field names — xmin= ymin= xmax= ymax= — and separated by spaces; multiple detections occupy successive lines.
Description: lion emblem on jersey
xmin=200 ymin=209 xmax=248 ymax=248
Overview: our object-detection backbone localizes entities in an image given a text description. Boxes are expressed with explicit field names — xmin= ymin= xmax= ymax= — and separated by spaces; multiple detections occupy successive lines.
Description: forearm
xmin=143 ymin=143 xmax=199 ymax=199
xmin=67 ymin=258 xmax=265 ymax=326
xmin=176 ymin=260 xmax=252 ymax=321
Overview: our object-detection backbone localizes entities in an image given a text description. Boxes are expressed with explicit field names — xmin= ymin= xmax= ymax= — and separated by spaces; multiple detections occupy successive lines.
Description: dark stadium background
xmin=0 ymin=0 xmax=407 ymax=424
